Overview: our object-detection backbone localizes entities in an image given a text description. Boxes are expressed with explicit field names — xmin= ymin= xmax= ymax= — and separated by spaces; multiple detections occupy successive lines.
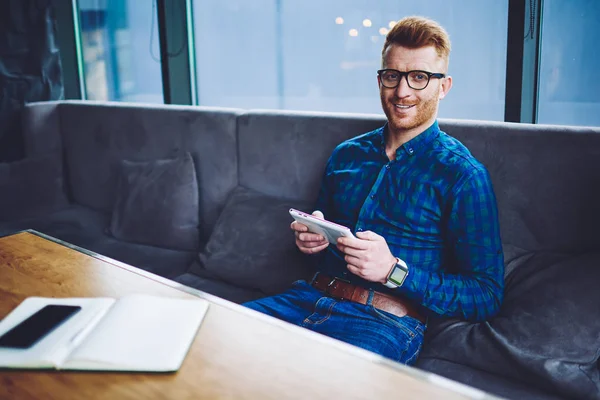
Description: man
xmin=244 ymin=16 xmax=504 ymax=365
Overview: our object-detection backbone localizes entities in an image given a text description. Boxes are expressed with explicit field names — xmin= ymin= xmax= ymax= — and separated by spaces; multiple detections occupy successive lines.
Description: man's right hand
xmin=290 ymin=210 xmax=329 ymax=254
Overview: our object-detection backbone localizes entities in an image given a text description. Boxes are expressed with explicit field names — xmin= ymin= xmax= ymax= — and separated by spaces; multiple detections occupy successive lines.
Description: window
xmin=77 ymin=0 xmax=163 ymax=103
xmin=192 ymin=0 xmax=508 ymax=120
xmin=537 ymin=0 xmax=600 ymax=126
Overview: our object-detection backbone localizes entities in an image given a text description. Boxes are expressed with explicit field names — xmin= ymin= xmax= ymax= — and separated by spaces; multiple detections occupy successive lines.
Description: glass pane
xmin=538 ymin=0 xmax=600 ymax=126
xmin=192 ymin=0 xmax=508 ymax=121
xmin=78 ymin=0 xmax=163 ymax=103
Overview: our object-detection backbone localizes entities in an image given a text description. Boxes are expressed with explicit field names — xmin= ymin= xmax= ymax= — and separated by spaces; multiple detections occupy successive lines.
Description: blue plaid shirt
xmin=315 ymin=121 xmax=504 ymax=321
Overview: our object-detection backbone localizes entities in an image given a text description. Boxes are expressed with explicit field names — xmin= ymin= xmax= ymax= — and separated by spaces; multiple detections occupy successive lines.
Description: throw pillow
xmin=420 ymin=251 xmax=600 ymax=399
xmin=0 ymin=153 xmax=69 ymax=222
xmin=194 ymin=186 xmax=317 ymax=295
xmin=108 ymin=153 xmax=200 ymax=251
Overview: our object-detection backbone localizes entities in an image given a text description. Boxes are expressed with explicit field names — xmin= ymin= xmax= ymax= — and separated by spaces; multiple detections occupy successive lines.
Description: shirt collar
xmin=380 ymin=120 xmax=441 ymax=159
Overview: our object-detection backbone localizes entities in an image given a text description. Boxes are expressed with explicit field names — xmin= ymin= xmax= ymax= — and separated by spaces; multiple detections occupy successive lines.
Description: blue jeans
xmin=243 ymin=280 xmax=425 ymax=365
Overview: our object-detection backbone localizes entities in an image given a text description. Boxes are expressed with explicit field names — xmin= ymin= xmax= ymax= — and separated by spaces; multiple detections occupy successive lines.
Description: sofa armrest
xmin=21 ymin=102 xmax=62 ymax=156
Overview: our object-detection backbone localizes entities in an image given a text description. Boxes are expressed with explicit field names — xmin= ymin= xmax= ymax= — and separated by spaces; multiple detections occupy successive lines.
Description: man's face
xmin=378 ymin=44 xmax=452 ymax=136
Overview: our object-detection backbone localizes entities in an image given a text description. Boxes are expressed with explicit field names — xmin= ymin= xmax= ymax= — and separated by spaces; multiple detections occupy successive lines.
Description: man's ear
xmin=439 ymin=75 xmax=452 ymax=100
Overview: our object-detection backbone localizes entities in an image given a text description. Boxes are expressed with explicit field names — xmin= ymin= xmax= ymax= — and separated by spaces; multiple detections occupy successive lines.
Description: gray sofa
xmin=1 ymin=100 xmax=599 ymax=400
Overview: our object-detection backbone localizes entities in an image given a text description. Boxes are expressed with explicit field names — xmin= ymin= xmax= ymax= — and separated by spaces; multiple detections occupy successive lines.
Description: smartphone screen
xmin=0 ymin=305 xmax=82 ymax=349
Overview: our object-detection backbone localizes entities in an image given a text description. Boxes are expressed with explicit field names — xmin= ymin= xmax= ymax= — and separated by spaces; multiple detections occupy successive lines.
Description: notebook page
xmin=63 ymin=294 xmax=209 ymax=371
xmin=0 ymin=297 xmax=115 ymax=369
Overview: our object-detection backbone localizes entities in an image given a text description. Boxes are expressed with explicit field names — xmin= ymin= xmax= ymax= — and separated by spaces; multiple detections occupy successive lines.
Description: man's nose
xmin=394 ymin=75 xmax=412 ymax=97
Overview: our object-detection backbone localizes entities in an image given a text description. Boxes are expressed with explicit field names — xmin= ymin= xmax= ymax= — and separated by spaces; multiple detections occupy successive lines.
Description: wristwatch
xmin=384 ymin=257 xmax=409 ymax=289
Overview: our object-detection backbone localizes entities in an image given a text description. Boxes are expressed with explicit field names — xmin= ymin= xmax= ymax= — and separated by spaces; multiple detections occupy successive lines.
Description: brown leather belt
xmin=311 ymin=273 xmax=426 ymax=324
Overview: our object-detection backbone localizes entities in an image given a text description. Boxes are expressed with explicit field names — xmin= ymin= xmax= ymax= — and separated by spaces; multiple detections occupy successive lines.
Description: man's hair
xmin=382 ymin=16 xmax=451 ymax=67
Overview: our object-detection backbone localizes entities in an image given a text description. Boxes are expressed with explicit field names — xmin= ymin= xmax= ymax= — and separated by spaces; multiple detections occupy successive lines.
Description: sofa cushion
xmin=58 ymin=102 xmax=240 ymax=243
xmin=0 ymin=205 xmax=193 ymax=279
xmin=194 ymin=186 xmax=316 ymax=295
xmin=416 ymin=358 xmax=565 ymax=400
xmin=83 ymin=236 xmax=194 ymax=279
xmin=108 ymin=153 xmax=200 ymax=251
xmin=0 ymin=204 xmax=108 ymax=246
xmin=0 ymin=153 xmax=69 ymax=222
xmin=174 ymin=272 xmax=265 ymax=304
xmin=420 ymin=251 xmax=600 ymax=400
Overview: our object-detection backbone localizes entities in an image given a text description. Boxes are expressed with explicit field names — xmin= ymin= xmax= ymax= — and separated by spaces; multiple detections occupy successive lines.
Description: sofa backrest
xmin=238 ymin=110 xmax=600 ymax=253
xmin=237 ymin=109 xmax=386 ymax=203
xmin=55 ymin=101 xmax=241 ymax=241
xmin=23 ymin=101 xmax=600 ymax=254
xmin=440 ymin=119 xmax=600 ymax=253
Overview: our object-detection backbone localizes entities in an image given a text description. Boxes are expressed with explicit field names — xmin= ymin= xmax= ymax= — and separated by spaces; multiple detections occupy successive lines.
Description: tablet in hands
xmin=289 ymin=208 xmax=355 ymax=244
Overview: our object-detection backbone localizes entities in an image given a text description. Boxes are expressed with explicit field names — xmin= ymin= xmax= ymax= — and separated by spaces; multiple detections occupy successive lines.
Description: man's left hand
xmin=336 ymin=231 xmax=397 ymax=283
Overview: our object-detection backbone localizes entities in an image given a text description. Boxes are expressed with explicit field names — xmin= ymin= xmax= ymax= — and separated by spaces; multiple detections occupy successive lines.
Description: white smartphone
xmin=289 ymin=208 xmax=355 ymax=244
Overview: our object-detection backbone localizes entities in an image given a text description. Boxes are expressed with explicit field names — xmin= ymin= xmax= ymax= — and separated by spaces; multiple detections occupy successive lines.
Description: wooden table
xmin=0 ymin=230 xmax=499 ymax=399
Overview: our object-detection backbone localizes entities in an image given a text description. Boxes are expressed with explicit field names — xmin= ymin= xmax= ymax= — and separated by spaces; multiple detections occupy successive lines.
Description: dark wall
xmin=0 ymin=0 xmax=63 ymax=162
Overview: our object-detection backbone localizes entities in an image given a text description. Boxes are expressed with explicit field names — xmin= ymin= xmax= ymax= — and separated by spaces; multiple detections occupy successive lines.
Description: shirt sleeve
xmin=398 ymin=167 xmax=505 ymax=321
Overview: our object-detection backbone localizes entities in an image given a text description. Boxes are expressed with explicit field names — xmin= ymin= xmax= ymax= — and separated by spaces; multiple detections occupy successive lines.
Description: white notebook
xmin=0 ymin=294 xmax=209 ymax=372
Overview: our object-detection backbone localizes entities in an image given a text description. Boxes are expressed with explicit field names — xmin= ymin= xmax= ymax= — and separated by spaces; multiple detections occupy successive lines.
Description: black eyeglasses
xmin=377 ymin=69 xmax=446 ymax=90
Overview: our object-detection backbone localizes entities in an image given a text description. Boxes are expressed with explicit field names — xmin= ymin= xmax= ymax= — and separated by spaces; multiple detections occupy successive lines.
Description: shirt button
xmin=370 ymin=194 xmax=375 ymax=199
xmin=357 ymin=227 xmax=363 ymax=232
xmin=385 ymin=164 xmax=391 ymax=170
xmin=408 ymin=148 xmax=414 ymax=154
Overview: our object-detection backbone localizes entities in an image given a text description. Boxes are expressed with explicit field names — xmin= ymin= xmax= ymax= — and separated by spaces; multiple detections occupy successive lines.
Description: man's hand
xmin=291 ymin=210 xmax=329 ymax=254
xmin=336 ymin=231 xmax=397 ymax=283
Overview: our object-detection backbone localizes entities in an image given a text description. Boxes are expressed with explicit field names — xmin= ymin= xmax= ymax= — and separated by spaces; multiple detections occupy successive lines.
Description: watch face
xmin=389 ymin=265 xmax=408 ymax=286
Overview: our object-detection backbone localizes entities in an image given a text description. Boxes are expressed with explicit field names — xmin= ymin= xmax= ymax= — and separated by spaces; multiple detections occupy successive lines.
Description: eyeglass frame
xmin=377 ymin=69 xmax=446 ymax=90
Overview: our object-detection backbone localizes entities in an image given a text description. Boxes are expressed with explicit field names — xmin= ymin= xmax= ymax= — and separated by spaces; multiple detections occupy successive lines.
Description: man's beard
xmin=385 ymin=95 xmax=439 ymax=134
